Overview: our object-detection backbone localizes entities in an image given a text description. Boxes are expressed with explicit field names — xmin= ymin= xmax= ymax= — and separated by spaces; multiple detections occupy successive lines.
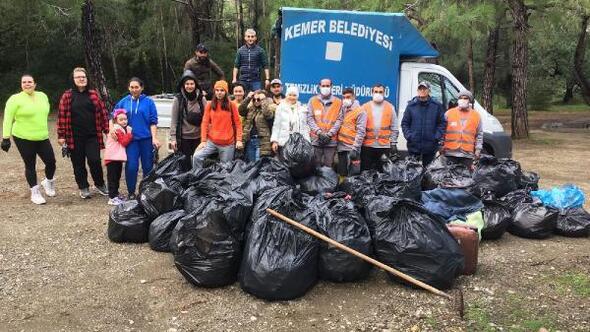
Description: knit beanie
xmin=286 ymin=86 xmax=299 ymax=97
xmin=458 ymin=90 xmax=474 ymax=103
xmin=214 ymin=80 xmax=229 ymax=93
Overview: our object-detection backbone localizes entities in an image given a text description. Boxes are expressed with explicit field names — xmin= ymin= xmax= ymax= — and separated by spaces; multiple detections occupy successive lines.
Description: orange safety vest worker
xmin=362 ymin=101 xmax=394 ymax=147
xmin=309 ymin=97 xmax=342 ymax=142
xmin=443 ymin=107 xmax=481 ymax=154
xmin=338 ymin=106 xmax=364 ymax=146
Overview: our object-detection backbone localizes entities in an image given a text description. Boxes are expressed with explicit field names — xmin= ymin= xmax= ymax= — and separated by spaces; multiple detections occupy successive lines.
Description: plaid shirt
xmin=57 ymin=89 xmax=109 ymax=150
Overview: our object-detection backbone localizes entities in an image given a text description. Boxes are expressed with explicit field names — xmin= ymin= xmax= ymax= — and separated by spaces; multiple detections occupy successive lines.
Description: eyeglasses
xmin=253 ymin=98 xmax=263 ymax=102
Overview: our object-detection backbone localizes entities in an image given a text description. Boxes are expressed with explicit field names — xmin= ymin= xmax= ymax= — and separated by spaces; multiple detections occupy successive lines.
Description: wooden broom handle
xmin=266 ymin=208 xmax=452 ymax=300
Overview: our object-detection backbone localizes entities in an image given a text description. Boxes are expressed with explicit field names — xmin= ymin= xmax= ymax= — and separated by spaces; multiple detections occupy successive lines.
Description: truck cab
xmin=398 ymin=62 xmax=512 ymax=158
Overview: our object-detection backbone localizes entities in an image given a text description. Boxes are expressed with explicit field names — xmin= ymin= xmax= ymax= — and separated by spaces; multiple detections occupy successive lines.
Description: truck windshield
xmin=418 ymin=72 xmax=443 ymax=104
xmin=419 ymin=72 xmax=462 ymax=110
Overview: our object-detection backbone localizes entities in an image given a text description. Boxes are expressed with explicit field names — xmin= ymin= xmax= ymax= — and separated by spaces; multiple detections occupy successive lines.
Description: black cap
xmin=195 ymin=43 xmax=208 ymax=52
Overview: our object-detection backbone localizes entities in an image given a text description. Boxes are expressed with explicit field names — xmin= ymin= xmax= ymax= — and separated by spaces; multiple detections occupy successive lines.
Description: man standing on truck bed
xmin=307 ymin=78 xmax=343 ymax=167
xmin=442 ymin=90 xmax=482 ymax=169
xmin=184 ymin=43 xmax=225 ymax=99
xmin=360 ymin=84 xmax=399 ymax=171
xmin=401 ymin=81 xmax=446 ymax=166
xmin=232 ymin=29 xmax=270 ymax=94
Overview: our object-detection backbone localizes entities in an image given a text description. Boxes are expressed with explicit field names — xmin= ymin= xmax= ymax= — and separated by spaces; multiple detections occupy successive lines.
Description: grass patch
xmin=527 ymin=133 xmax=560 ymax=146
xmin=504 ymin=294 xmax=558 ymax=331
xmin=494 ymin=103 xmax=589 ymax=114
xmin=556 ymin=272 xmax=590 ymax=297
xmin=464 ymin=301 xmax=495 ymax=332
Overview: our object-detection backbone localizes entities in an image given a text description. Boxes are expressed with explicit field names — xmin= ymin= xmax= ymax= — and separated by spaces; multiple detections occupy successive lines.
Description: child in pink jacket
xmin=105 ymin=109 xmax=133 ymax=205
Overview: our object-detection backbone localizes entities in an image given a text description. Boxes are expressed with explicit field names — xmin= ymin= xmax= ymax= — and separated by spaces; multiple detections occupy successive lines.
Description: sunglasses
xmin=253 ymin=98 xmax=263 ymax=102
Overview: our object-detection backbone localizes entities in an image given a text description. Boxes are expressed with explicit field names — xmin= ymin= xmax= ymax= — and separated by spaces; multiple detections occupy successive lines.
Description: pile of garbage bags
xmin=107 ymin=139 xmax=589 ymax=301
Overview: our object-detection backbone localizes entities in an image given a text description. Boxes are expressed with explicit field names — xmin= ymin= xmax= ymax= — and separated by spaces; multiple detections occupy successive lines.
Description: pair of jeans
xmin=125 ymin=138 xmax=154 ymax=194
xmin=70 ymin=135 xmax=105 ymax=189
xmin=13 ymin=137 xmax=56 ymax=187
xmin=192 ymin=141 xmax=235 ymax=167
xmin=239 ymin=81 xmax=262 ymax=94
xmin=245 ymin=137 xmax=260 ymax=162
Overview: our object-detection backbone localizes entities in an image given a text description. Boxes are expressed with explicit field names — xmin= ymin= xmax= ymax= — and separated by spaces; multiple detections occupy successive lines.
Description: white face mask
xmin=320 ymin=87 xmax=331 ymax=97
xmin=458 ymin=99 xmax=470 ymax=109
xmin=342 ymin=99 xmax=353 ymax=107
xmin=372 ymin=93 xmax=384 ymax=103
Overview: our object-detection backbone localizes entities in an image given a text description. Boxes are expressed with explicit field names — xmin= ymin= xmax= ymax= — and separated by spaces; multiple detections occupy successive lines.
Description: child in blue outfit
xmin=112 ymin=77 xmax=160 ymax=199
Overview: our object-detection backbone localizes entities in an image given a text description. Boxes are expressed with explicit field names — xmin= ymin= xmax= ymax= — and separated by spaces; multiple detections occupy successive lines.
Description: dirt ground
xmin=1 ymin=110 xmax=589 ymax=332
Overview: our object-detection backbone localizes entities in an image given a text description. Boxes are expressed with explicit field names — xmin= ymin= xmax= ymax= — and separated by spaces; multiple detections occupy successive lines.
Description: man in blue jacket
xmin=401 ymin=81 xmax=446 ymax=166
xmin=232 ymin=29 xmax=270 ymax=94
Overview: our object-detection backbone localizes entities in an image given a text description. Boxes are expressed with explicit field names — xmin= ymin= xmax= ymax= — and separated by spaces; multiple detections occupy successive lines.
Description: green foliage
xmin=0 ymin=0 xmax=588 ymax=112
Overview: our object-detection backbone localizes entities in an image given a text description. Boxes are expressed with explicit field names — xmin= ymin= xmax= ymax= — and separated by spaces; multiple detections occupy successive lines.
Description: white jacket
xmin=270 ymin=100 xmax=311 ymax=146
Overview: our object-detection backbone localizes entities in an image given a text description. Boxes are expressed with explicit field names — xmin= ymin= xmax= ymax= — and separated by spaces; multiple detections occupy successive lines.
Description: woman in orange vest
xmin=306 ymin=78 xmax=343 ymax=167
xmin=442 ymin=90 xmax=483 ymax=169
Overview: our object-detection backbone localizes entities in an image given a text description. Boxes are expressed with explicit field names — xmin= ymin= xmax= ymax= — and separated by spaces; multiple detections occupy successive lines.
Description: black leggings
xmin=107 ymin=161 xmax=123 ymax=199
xmin=179 ymin=138 xmax=200 ymax=170
xmin=71 ymin=136 xmax=105 ymax=189
xmin=13 ymin=137 xmax=56 ymax=188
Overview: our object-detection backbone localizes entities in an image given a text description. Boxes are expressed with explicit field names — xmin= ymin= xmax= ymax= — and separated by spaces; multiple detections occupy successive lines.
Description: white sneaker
xmin=31 ymin=185 xmax=47 ymax=205
xmin=41 ymin=178 xmax=56 ymax=197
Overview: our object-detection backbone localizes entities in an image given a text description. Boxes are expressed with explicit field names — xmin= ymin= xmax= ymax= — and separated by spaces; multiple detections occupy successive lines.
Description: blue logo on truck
xmin=280 ymin=7 xmax=438 ymax=104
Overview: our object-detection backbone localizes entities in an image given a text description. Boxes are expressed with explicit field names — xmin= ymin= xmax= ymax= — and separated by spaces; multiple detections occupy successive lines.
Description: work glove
xmin=1 ymin=138 xmax=10 ymax=152
xmin=389 ymin=145 xmax=398 ymax=158
xmin=318 ymin=133 xmax=332 ymax=146
xmin=349 ymin=149 xmax=360 ymax=161
xmin=61 ymin=143 xmax=71 ymax=158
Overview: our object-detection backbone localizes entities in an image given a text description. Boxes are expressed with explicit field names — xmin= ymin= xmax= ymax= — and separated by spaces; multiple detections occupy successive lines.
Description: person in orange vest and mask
xmin=336 ymin=88 xmax=366 ymax=177
xmin=307 ymin=78 xmax=343 ymax=167
xmin=360 ymin=84 xmax=399 ymax=171
xmin=442 ymin=90 xmax=483 ymax=169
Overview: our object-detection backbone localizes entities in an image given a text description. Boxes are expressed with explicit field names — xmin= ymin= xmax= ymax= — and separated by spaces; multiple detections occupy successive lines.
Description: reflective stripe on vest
xmin=443 ymin=107 xmax=480 ymax=154
xmin=310 ymin=96 xmax=342 ymax=141
xmin=362 ymin=101 xmax=394 ymax=147
xmin=337 ymin=106 xmax=364 ymax=146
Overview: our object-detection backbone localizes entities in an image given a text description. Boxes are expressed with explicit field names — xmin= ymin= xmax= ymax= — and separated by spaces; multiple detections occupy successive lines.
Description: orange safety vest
xmin=309 ymin=96 xmax=342 ymax=142
xmin=443 ymin=107 xmax=481 ymax=154
xmin=338 ymin=106 xmax=364 ymax=146
xmin=362 ymin=101 xmax=394 ymax=147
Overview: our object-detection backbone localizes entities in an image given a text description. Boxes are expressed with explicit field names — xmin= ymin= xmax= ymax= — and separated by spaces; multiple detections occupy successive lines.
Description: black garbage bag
xmin=338 ymin=171 xmax=377 ymax=208
xmin=365 ymin=198 xmax=464 ymax=289
xmin=298 ymin=167 xmax=339 ymax=195
xmin=555 ymin=208 xmax=590 ymax=237
xmin=472 ymin=155 xmax=522 ymax=197
xmin=279 ymin=133 xmax=315 ymax=179
xmin=481 ymin=199 xmax=513 ymax=240
xmin=173 ymin=204 xmax=243 ymax=288
xmin=507 ymin=202 xmax=558 ymax=239
xmin=149 ymin=210 xmax=186 ymax=252
xmin=139 ymin=177 xmax=183 ymax=218
xmin=519 ymin=171 xmax=540 ymax=191
xmin=240 ymin=186 xmax=319 ymax=301
xmin=139 ymin=152 xmax=187 ymax=192
xmin=377 ymin=157 xmax=424 ymax=201
xmin=310 ymin=193 xmax=372 ymax=282
xmin=108 ymin=200 xmax=151 ymax=243
xmin=247 ymin=157 xmax=294 ymax=198
xmin=422 ymin=156 xmax=473 ymax=190
xmin=499 ymin=189 xmax=533 ymax=212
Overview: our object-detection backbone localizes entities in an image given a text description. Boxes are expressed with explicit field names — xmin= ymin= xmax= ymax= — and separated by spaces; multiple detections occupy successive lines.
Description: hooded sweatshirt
xmin=113 ymin=94 xmax=158 ymax=141
xmin=171 ymin=70 xmax=206 ymax=142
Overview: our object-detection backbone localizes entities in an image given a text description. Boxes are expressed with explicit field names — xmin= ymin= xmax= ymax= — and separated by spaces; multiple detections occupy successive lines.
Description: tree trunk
xmin=467 ymin=36 xmax=475 ymax=93
xmin=187 ymin=1 xmax=200 ymax=46
xmin=563 ymin=79 xmax=575 ymax=103
xmin=159 ymin=5 xmax=169 ymax=91
xmin=81 ymin=0 xmax=112 ymax=109
xmin=253 ymin=0 xmax=259 ymax=33
xmin=105 ymin=29 xmax=120 ymax=88
xmin=507 ymin=0 xmax=529 ymax=139
xmin=482 ymin=25 xmax=500 ymax=114
xmin=573 ymin=15 xmax=590 ymax=105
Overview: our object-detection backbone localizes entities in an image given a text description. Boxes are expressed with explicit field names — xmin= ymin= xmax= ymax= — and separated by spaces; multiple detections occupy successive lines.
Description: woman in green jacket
xmin=1 ymin=74 xmax=57 ymax=205
xmin=239 ymin=89 xmax=274 ymax=161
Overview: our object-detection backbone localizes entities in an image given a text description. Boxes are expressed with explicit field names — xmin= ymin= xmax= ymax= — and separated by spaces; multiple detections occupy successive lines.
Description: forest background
xmin=0 ymin=0 xmax=589 ymax=138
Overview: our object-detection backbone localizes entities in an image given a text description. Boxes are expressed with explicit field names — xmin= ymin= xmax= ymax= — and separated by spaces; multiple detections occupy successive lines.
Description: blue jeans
xmin=240 ymin=81 xmax=262 ymax=94
xmin=126 ymin=138 xmax=154 ymax=194
xmin=245 ymin=137 xmax=260 ymax=162
xmin=192 ymin=141 xmax=235 ymax=168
